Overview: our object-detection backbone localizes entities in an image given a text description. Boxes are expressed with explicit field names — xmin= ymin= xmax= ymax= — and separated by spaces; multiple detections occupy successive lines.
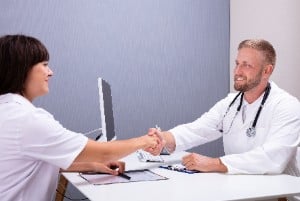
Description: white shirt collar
xmin=0 ymin=93 xmax=34 ymax=108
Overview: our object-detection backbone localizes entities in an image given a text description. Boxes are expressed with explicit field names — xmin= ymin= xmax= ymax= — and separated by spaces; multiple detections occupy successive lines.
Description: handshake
xmin=140 ymin=126 xmax=173 ymax=156
xmin=139 ymin=127 xmax=227 ymax=173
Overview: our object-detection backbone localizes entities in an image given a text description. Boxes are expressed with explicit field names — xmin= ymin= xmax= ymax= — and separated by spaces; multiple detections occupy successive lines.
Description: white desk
xmin=63 ymin=152 xmax=300 ymax=201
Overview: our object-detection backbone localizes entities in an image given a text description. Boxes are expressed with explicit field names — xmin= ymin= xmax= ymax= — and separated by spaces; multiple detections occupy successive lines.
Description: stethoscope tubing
xmin=220 ymin=83 xmax=271 ymax=137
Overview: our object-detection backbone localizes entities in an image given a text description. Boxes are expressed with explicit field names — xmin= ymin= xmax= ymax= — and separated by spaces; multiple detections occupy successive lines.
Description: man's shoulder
xmin=270 ymin=82 xmax=300 ymax=104
xmin=268 ymin=82 xmax=300 ymax=116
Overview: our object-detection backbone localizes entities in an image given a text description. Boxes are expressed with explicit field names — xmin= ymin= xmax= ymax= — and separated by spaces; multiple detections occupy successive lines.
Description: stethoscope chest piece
xmin=246 ymin=127 xmax=256 ymax=137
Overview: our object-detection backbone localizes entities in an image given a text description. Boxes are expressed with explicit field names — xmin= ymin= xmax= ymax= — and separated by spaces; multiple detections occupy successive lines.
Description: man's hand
xmin=182 ymin=153 xmax=228 ymax=173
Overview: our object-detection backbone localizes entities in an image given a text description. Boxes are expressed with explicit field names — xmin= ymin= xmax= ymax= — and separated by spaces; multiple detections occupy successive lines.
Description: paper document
xmin=80 ymin=169 xmax=168 ymax=185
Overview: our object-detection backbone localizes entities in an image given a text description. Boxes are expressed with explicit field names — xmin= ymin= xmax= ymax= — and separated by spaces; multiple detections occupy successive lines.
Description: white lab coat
xmin=170 ymin=81 xmax=300 ymax=175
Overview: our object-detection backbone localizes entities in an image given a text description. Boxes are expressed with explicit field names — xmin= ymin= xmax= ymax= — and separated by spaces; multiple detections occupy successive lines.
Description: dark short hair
xmin=238 ymin=39 xmax=276 ymax=67
xmin=0 ymin=34 xmax=49 ymax=95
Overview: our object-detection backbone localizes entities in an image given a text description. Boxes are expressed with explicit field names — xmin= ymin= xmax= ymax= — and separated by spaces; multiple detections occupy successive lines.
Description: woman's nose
xmin=48 ymin=67 xmax=54 ymax=76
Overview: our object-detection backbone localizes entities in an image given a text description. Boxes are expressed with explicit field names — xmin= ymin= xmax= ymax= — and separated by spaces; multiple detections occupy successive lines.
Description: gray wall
xmin=230 ymin=0 xmax=300 ymax=100
xmin=0 ymin=0 xmax=229 ymax=199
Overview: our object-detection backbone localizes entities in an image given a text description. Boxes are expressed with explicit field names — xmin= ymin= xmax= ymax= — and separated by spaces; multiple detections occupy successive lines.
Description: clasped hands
xmin=143 ymin=127 xmax=166 ymax=155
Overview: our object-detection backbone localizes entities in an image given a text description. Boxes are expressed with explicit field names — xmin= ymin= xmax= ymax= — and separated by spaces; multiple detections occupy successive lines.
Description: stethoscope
xmin=219 ymin=82 xmax=271 ymax=137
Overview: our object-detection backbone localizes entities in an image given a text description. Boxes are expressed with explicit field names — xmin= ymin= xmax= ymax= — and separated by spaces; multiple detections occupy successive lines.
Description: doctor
xmin=148 ymin=39 xmax=300 ymax=175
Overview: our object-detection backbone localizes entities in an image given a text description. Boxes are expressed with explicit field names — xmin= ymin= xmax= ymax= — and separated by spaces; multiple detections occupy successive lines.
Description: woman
xmin=0 ymin=34 xmax=159 ymax=201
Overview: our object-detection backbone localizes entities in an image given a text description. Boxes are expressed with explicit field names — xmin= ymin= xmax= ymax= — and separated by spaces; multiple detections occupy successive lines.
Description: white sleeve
xmin=169 ymin=95 xmax=232 ymax=151
xmin=221 ymin=98 xmax=300 ymax=174
xmin=20 ymin=108 xmax=88 ymax=169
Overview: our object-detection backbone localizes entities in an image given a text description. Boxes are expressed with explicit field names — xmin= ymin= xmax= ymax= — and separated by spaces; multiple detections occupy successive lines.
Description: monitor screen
xmin=97 ymin=78 xmax=116 ymax=141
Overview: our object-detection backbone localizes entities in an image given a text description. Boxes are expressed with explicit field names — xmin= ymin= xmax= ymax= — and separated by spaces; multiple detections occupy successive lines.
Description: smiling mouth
xmin=234 ymin=76 xmax=245 ymax=82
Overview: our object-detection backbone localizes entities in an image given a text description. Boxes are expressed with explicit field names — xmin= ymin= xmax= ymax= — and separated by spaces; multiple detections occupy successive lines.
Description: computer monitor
xmin=97 ymin=78 xmax=116 ymax=141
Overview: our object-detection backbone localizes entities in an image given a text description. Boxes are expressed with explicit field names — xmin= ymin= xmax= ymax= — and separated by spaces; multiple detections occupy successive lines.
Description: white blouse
xmin=0 ymin=93 xmax=88 ymax=201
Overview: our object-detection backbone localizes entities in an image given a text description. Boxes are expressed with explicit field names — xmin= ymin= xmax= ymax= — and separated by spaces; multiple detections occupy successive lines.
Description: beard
xmin=234 ymin=71 xmax=263 ymax=92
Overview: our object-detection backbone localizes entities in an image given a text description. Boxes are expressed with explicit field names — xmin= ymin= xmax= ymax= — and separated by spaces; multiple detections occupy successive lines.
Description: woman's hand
xmin=62 ymin=161 xmax=126 ymax=175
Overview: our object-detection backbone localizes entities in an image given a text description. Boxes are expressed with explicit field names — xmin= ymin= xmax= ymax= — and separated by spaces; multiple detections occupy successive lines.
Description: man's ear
xmin=263 ymin=64 xmax=274 ymax=76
